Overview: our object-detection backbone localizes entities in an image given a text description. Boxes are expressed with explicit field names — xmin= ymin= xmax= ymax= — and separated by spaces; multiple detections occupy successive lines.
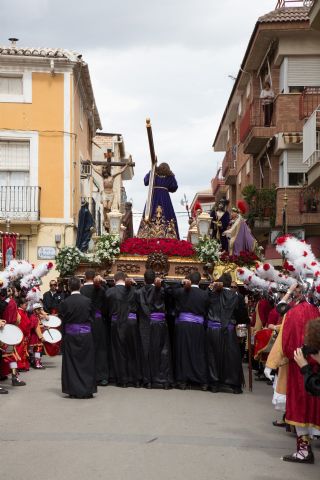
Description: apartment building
xmin=213 ymin=1 xmax=320 ymax=257
xmin=0 ymin=40 xmax=102 ymax=270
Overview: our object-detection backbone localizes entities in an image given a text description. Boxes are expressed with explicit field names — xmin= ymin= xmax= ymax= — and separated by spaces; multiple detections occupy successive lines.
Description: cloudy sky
xmin=3 ymin=0 xmax=274 ymax=237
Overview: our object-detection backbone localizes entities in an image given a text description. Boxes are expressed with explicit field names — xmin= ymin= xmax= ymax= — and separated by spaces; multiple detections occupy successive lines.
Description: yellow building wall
xmin=0 ymin=72 xmax=65 ymax=219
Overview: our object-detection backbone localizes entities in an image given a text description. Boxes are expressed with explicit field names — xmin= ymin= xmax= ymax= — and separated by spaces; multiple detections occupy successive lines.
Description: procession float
xmin=55 ymin=119 xmax=260 ymax=283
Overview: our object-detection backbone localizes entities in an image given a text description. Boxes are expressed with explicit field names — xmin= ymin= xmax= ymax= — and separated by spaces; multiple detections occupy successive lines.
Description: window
xmin=288 ymin=172 xmax=306 ymax=186
xmin=0 ymin=140 xmax=30 ymax=170
xmin=245 ymin=160 xmax=250 ymax=175
xmin=16 ymin=239 xmax=27 ymax=260
xmin=0 ymin=75 xmax=23 ymax=95
xmin=238 ymin=99 xmax=242 ymax=116
xmin=279 ymin=150 xmax=308 ymax=187
xmin=0 ymin=71 xmax=32 ymax=103
xmin=238 ymin=170 xmax=242 ymax=185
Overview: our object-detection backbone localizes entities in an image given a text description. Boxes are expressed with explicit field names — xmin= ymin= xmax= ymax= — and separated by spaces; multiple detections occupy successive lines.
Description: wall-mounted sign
xmin=37 ymin=246 xmax=57 ymax=260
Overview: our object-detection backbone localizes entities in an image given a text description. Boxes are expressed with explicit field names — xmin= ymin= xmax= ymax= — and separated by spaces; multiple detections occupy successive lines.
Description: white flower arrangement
xmin=55 ymin=246 xmax=84 ymax=277
xmin=195 ymin=237 xmax=221 ymax=264
xmin=95 ymin=234 xmax=120 ymax=263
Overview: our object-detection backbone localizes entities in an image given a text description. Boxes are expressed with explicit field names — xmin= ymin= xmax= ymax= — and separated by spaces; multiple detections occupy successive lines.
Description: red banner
xmin=2 ymin=233 xmax=18 ymax=267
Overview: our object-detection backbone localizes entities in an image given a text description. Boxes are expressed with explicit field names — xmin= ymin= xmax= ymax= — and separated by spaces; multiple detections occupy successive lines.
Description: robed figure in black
xmin=136 ymin=269 xmax=173 ymax=389
xmin=105 ymin=272 xmax=142 ymax=387
xmin=80 ymin=270 xmax=109 ymax=386
xmin=170 ymin=271 xmax=209 ymax=389
xmin=60 ymin=277 xmax=96 ymax=399
xmin=207 ymin=273 xmax=249 ymax=394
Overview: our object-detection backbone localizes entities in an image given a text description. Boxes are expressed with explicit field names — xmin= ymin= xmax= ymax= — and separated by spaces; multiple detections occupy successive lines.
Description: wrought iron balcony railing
xmin=0 ymin=186 xmax=40 ymax=221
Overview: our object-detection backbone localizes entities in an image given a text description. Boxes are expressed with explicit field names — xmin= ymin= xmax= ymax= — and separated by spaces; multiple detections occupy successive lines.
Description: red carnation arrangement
xmin=120 ymin=238 xmax=195 ymax=257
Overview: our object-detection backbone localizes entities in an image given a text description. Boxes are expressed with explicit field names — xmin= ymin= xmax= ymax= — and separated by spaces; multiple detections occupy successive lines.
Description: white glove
xmin=264 ymin=367 xmax=274 ymax=381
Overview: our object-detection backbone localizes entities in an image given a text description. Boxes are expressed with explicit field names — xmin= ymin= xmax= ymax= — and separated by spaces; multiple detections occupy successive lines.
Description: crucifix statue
xmin=92 ymin=153 xmax=135 ymax=231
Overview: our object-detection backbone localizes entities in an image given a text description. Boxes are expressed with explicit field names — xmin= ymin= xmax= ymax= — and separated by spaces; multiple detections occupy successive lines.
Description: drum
xmin=43 ymin=328 xmax=62 ymax=344
xmin=0 ymin=324 xmax=23 ymax=346
xmin=236 ymin=324 xmax=248 ymax=338
xmin=42 ymin=315 xmax=62 ymax=328
xmin=42 ymin=328 xmax=61 ymax=357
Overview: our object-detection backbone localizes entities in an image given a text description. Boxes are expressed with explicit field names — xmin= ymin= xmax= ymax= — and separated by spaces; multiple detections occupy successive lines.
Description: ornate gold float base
xmin=75 ymin=255 xmax=240 ymax=282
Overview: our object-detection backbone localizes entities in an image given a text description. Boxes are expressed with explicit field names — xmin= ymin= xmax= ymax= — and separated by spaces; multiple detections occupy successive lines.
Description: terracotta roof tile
xmin=258 ymin=6 xmax=310 ymax=23
xmin=0 ymin=47 xmax=81 ymax=61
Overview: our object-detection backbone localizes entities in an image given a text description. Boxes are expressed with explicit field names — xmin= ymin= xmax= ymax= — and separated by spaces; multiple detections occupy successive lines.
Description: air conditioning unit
xmin=80 ymin=161 xmax=92 ymax=178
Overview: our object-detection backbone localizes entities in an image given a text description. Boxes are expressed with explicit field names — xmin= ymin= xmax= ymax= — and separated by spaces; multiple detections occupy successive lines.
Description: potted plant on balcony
xmin=257 ymin=185 xmax=276 ymax=227
xmin=242 ymin=184 xmax=257 ymax=228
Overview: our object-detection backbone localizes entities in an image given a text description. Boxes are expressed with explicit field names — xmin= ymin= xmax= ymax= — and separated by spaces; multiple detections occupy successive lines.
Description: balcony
xmin=303 ymin=108 xmax=320 ymax=177
xmin=240 ymin=99 xmax=277 ymax=154
xmin=221 ymin=148 xmax=237 ymax=185
xmin=300 ymin=87 xmax=320 ymax=120
xmin=275 ymin=187 xmax=320 ymax=227
xmin=211 ymin=174 xmax=227 ymax=200
xmin=0 ymin=186 xmax=40 ymax=221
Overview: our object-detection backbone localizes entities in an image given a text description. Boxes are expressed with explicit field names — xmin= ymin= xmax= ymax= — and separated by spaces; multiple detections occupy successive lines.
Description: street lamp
xmin=189 ymin=226 xmax=199 ymax=245
xmin=197 ymin=212 xmax=211 ymax=238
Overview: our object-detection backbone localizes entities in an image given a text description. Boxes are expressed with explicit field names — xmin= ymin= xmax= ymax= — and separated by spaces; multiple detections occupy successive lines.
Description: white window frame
xmin=245 ymin=159 xmax=250 ymax=175
xmin=0 ymin=71 xmax=32 ymax=103
xmin=0 ymin=130 xmax=38 ymax=186
xmin=238 ymin=170 xmax=242 ymax=185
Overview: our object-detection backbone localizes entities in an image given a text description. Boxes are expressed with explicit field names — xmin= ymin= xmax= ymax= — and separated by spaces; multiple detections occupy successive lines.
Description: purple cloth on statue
xmin=232 ymin=220 xmax=255 ymax=256
xmin=176 ymin=312 xmax=204 ymax=325
xmin=65 ymin=323 xmax=91 ymax=335
xmin=142 ymin=171 xmax=180 ymax=239
xmin=150 ymin=312 xmax=165 ymax=322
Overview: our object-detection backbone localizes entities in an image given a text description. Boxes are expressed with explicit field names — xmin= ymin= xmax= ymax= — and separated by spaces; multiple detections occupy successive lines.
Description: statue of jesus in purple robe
xmin=138 ymin=162 xmax=180 ymax=239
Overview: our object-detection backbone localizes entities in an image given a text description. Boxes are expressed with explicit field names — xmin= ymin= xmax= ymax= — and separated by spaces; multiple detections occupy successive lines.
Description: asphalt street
xmin=0 ymin=357 xmax=319 ymax=480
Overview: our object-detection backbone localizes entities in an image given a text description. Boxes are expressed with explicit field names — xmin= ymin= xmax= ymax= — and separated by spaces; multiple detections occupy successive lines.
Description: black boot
xmin=282 ymin=435 xmax=314 ymax=464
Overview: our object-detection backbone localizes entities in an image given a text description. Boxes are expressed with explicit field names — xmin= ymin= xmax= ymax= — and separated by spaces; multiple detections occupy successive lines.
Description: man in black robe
xmin=105 ymin=271 xmax=142 ymax=387
xmin=207 ymin=273 xmax=249 ymax=394
xmin=80 ymin=270 xmax=109 ymax=387
xmin=136 ymin=269 xmax=173 ymax=389
xmin=171 ymin=271 xmax=209 ymax=390
xmin=60 ymin=277 xmax=96 ymax=399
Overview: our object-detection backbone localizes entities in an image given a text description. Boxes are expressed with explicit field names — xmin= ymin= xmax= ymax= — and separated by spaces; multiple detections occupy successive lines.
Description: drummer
xmin=29 ymin=303 xmax=46 ymax=370
xmin=1 ymin=288 xmax=26 ymax=387
xmin=16 ymin=297 xmax=31 ymax=372
xmin=0 ymin=319 xmax=9 ymax=394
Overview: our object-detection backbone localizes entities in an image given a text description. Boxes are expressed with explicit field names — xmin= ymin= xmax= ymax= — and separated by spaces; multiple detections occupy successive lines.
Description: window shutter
xmin=0 ymin=141 xmax=30 ymax=170
xmin=287 ymin=150 xmax=308 ymax=173
xmin=288 ymin=57 xmax=320 ymax=87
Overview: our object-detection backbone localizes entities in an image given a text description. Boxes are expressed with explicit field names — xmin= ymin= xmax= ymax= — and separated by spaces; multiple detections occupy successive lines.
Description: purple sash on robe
xmin=95 ymin=310 xmax=102 ymax=319
xmin=150 ymin=312 xmax=165 ymax=322
xmin=176 ymin=312 xmax=204 ymax=325
xmin=207 ymin=320 xmax=235 ymax=331
xmin=65 ymin=323 xmax=91 ymax=335
xmin=111 ymin=313 xmax=137 ymax=322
